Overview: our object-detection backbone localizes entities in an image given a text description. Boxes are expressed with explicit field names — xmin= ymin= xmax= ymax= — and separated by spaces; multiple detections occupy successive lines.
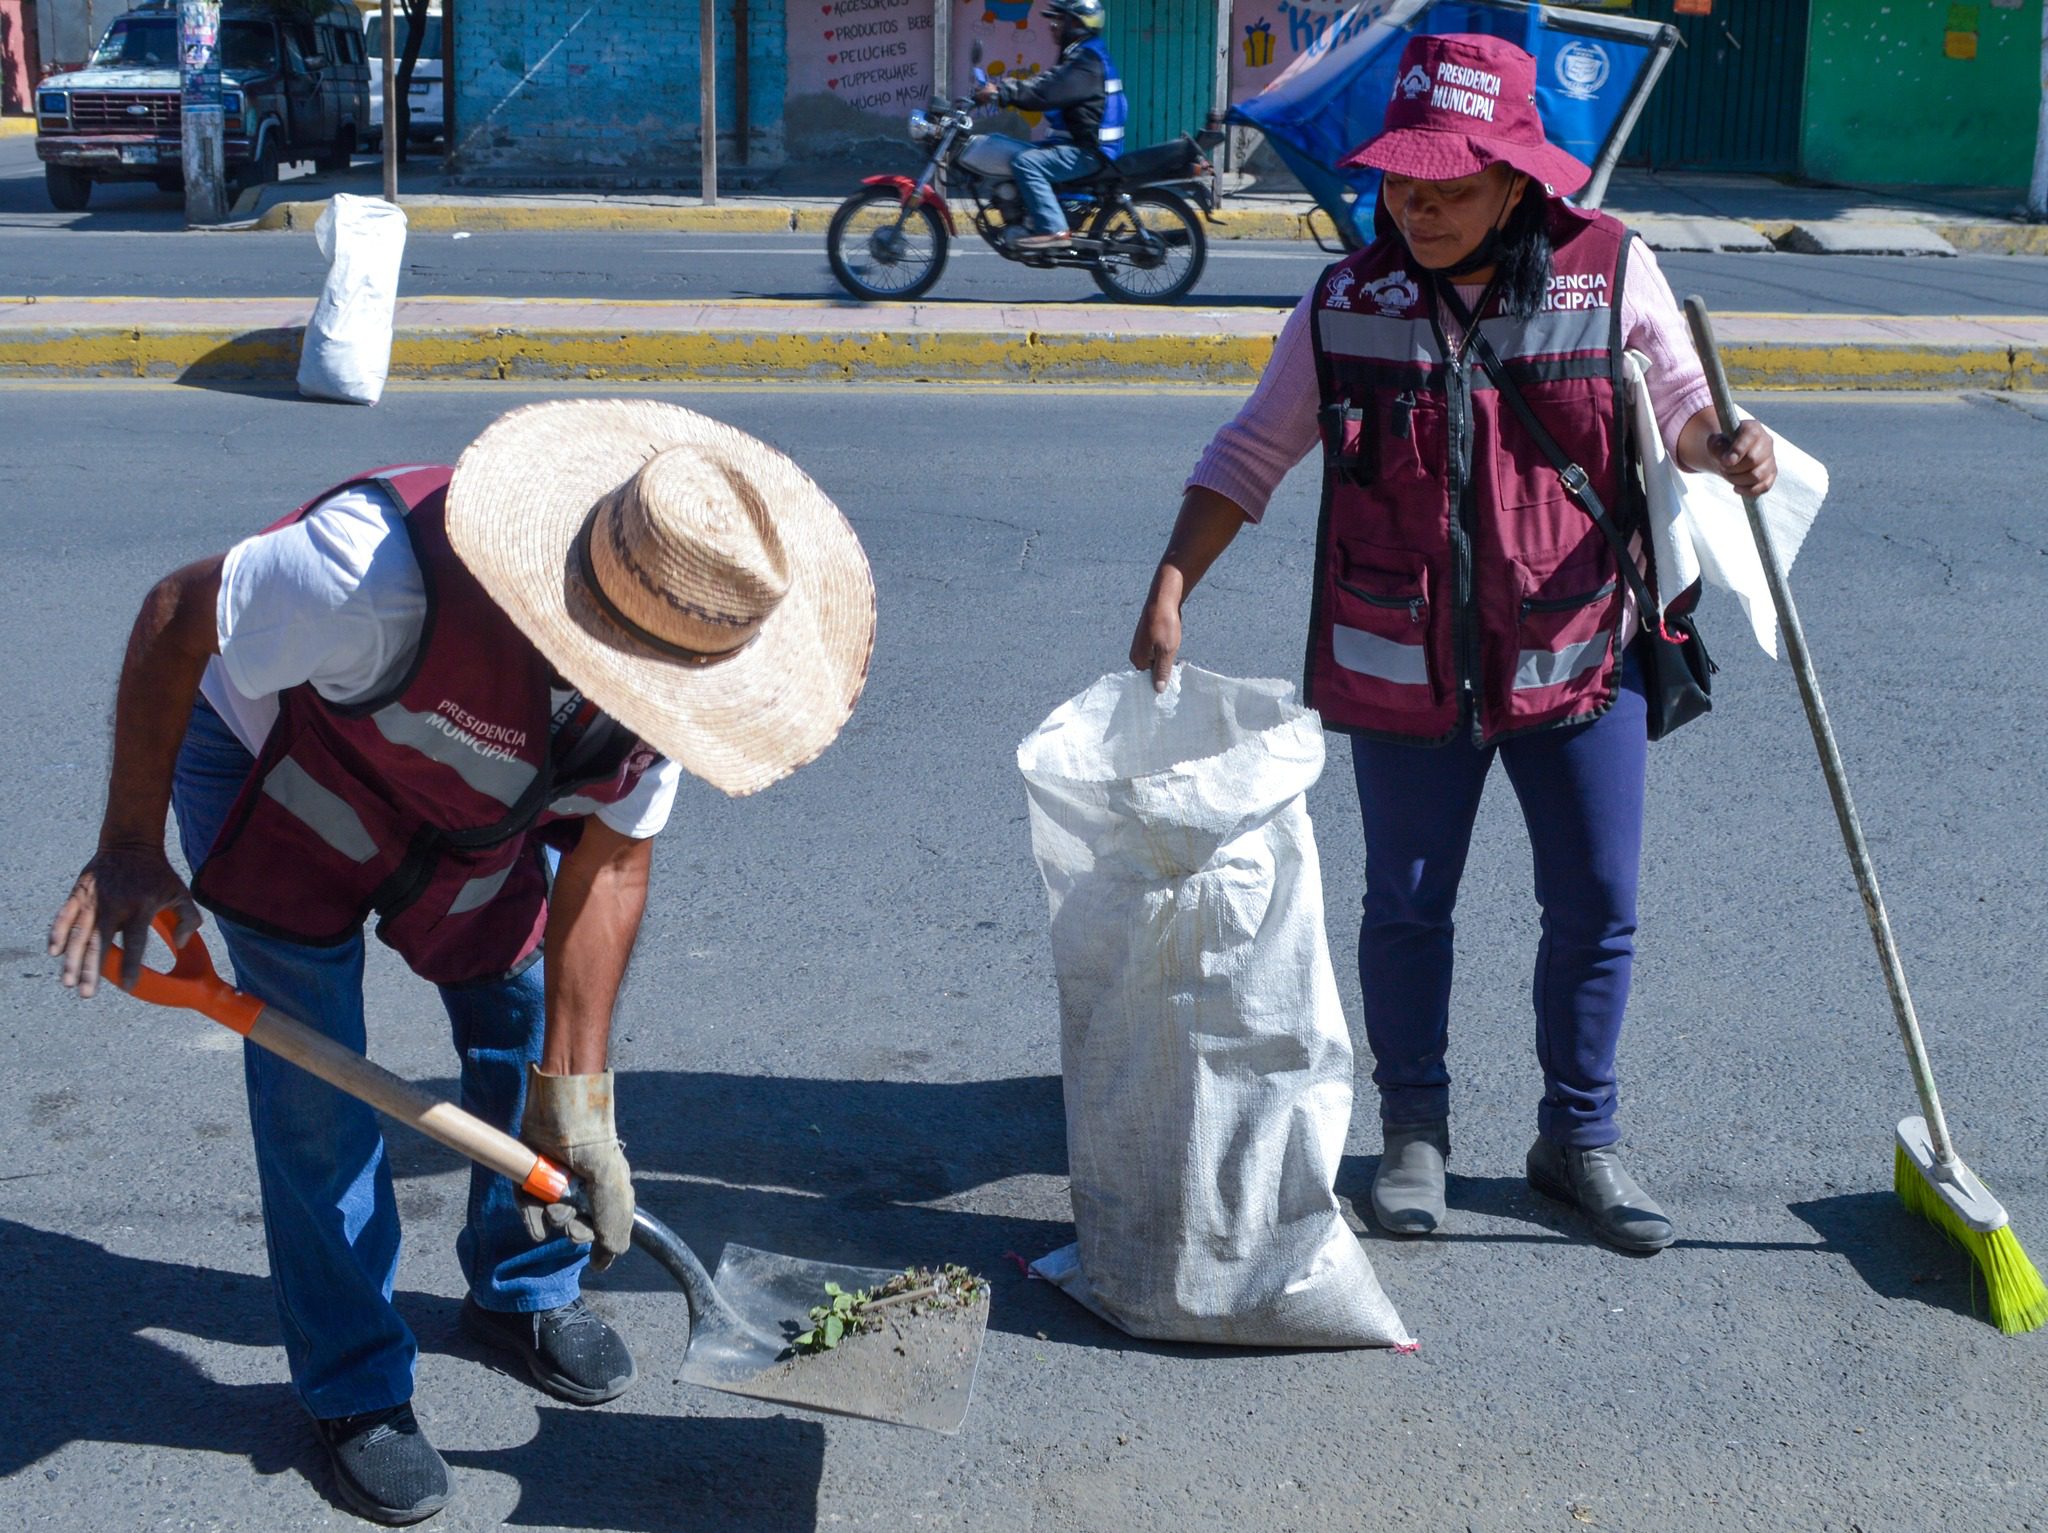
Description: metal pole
xmin=1210 ymin=0 xmax=1231 ymax=131
xmin=699 ymin=0 xmax=717 ymax=205
xmin=2028 ymin=0 xmax=2048 ymax=220
xmin=932 ymin=0 xmax=949 ymax=103
xmin=381 ymin=0 xmax=397 ymax=202
xmin=441 ymin=0 xmax=457 ymax=166
xmin=178 ymin=0 xmax=225 ymax=225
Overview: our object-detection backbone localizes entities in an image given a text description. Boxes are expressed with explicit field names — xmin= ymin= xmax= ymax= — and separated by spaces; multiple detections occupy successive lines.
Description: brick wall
xmin=454 ymin=0 xmax=787 ymax=176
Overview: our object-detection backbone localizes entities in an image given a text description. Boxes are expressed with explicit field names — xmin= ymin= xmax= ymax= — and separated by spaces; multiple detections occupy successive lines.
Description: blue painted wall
xmin=454 ymin=0 xmax=788 ymax=175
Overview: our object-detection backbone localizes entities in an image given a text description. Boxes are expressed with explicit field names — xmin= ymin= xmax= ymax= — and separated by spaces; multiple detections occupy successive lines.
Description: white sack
xmin=1017 ymin=666 xmax=1412 ymax=1349
xmin=1625 ymin=350 xmax=1829 ymax=658
xmin=297 ymin=194 xmax=407 ymax=406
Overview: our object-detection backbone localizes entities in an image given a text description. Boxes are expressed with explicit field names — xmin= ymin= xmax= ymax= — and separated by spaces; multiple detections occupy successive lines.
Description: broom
xmin=1684 ymin=298 xmax=2047 ymax=1335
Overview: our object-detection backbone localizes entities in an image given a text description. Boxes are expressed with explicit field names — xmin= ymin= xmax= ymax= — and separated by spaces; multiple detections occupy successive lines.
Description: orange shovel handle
xmin=104 ymin=911 xmax=571 ymax=1205
xmin=103 ymin=911 xmax=265 ymax=1034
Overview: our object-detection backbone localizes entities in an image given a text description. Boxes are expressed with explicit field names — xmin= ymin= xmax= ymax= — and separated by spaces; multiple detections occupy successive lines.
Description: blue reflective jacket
xmin=1042 ymin=37 xmax=1127 ymax=160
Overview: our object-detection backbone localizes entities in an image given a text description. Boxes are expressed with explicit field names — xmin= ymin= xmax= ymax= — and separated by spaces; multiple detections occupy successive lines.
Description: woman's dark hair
xmin=1493 ymin=180 xmax=1554 ymax=322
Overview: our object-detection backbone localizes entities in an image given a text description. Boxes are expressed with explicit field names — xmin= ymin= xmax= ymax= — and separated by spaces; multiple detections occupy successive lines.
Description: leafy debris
xmin=789 ymin=1264 xmax=987 ymax=1356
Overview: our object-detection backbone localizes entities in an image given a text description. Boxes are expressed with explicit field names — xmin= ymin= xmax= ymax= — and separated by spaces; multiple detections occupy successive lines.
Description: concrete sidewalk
xmin=229 ymin=163 xmax=2048 ymax=256
xmin=3 ymin=294 xmax=2042 ymax=389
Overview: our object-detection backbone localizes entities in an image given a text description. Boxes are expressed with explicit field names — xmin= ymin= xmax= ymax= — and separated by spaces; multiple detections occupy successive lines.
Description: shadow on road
xmin=0 ymin=1216 xmax=826 ymax=1527
xmin=443 ymin=1407 xmax=825 ymax=1532
xmin=1788 ymin=1191 xmax=1988 ymax=1325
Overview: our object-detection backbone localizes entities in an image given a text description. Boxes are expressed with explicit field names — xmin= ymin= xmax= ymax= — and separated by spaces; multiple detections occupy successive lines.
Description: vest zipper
xmin=1445 ymin=357 xmax=1481 ymax=742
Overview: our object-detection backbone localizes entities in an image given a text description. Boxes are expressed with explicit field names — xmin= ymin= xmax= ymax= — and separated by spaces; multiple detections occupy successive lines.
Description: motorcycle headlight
xmin=908 ymin=109 xmax=938 ymax=144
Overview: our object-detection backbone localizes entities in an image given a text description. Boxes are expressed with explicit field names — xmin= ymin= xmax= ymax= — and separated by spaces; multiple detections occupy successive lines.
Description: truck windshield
xmin=90 ymin=18 xmax=278 ymax=72
xmin=363 ymin=16 xmax=443 ymax=59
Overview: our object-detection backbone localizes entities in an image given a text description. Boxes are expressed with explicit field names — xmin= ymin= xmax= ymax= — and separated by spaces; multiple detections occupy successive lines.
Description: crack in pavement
xmin=1877 ymin=530 xmax=1957 ymax=588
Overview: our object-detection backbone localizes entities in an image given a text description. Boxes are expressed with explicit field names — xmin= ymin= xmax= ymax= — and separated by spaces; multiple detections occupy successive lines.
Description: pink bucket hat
xmin=1340 ymin=33 xmax=1590 ymax=198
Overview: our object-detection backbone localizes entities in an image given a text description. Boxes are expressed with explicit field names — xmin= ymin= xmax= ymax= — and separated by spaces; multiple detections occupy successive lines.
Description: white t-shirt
xmin=200 ymin=485 xmax=680 ymax=840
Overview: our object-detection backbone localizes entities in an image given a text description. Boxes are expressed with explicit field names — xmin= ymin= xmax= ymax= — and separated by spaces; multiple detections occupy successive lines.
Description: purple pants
xmin=1351 ymin=650 xmax=1647 ymax=1149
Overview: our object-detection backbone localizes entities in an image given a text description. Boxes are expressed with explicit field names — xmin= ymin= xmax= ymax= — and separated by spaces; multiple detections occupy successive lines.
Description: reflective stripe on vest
xmin=1317 ymin=304 xmax=1614 ymax=370
xmin=369 ymin=700 xmax=540 ymax=807
xmin=1333 ymin=625 xmax=1430 ymax=688
xmin=448 ymin=862 xmax=515 ymax=916
xmin=262 ymin=756 xmax=379 ymax=862
xmin=1514 ymin=636 xmax=1608 ymax=691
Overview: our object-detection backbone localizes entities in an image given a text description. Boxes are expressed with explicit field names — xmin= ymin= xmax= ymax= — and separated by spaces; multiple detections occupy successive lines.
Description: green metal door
xmin=1622 ymin=0 xmax=1810 ymax=173
xmin=1101 ymin=0 xmax=1217 ymax=153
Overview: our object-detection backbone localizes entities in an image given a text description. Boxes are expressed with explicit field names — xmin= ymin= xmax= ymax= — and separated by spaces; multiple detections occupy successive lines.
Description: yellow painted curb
xmin=247 ymin=195 xmax=1334 ymax=239
xmin=0 ymin=324 xmax=2037 ymax=390
xmin=1935 ymin=221 xmax=2048 ymax=257
xmin=0 ymin=116 xmax=39 ymax=138
xmin=252 ymin=199 xmax=803 ymax=233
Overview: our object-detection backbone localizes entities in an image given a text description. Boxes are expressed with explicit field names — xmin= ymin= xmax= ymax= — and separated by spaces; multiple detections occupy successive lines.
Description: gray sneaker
xmin=1526 ymin=1138 xmax=1675 ymax=1252
xmin=1371 ymin=1121 xmax=1450 ymax=1236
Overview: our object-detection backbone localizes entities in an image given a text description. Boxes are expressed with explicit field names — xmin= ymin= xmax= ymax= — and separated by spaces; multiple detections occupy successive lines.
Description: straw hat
xmin=445 ymin=399 xmax=876 ymax=798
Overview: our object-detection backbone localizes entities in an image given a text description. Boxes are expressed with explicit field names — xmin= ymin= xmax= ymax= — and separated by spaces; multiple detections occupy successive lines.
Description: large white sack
xmin=1017 ymin=666 xmax=1413 ymax=1349
xmin=297 ymin=194 xmax=407 ymax=406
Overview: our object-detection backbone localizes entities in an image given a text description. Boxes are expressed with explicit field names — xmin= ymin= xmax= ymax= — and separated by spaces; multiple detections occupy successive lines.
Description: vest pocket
xmin=1508 ymin=551 xmax=1617 ymax=707
xmin=1329 ymin=544 xmax=1438 ymax=705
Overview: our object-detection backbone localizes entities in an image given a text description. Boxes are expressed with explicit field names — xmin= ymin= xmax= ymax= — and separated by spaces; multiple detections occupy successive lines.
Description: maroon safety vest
xmin=194 ymin=466 xmax=663 ymax=985
xmin=1305 ymin=203 xmax=1636 ymax=745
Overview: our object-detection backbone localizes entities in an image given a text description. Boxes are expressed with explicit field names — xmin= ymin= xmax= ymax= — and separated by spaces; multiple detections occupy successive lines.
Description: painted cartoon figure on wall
xmin=954 ymin=1 xmax=1060 ymax=115
xmin=980 ymin=0 xmax=1033 ymax=30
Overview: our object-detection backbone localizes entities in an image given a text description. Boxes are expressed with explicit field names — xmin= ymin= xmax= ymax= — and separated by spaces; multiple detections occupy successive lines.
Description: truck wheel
xmin=45 ymin=165 xmax=93 ymax=212
xmin=246 ymin=134 xmax=281 ymax=186
xmin=315 ymin=126 xmax=356 ymax=175
xmin=154 ymin=173 xmax=185 ymax=195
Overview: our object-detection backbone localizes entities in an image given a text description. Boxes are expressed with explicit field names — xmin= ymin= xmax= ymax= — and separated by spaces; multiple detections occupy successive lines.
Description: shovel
xmin=104 ymin=914 xmax=989 ymax=1433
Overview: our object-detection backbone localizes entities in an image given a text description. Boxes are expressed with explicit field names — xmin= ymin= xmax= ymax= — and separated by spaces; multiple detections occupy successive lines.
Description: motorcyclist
xmin=974 ymin=0 xmax=1127 ymax=252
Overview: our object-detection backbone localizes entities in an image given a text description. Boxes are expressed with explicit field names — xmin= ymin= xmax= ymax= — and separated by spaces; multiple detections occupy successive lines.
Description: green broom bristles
xmin=1894 ymin=1143 xmax=2048 ymax=1336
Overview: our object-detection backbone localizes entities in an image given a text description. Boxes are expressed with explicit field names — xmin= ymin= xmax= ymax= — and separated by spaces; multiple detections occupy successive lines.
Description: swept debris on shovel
xmin=711 ymin=1261 xmax=991 ymax=1433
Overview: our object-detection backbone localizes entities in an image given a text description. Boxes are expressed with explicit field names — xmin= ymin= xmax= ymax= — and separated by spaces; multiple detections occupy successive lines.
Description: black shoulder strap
xmin=1438 ymin=282 xmax=1662 ymax=623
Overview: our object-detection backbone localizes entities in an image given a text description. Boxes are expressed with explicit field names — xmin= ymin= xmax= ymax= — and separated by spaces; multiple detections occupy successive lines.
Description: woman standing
xmin=1129 ymin=33 xmax=1776 ymax=1252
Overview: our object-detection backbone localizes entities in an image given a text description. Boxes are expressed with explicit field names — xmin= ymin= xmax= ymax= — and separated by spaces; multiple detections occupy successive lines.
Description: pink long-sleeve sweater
xmin=1186 ymin=238 xmax=1715 ymax=523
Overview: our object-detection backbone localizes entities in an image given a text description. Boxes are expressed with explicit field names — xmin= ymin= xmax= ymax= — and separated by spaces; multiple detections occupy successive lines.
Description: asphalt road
xmin=7 ymin=138 xmax=2048 ymax=314
xmin=4 ymin=381 xmax=2048 ymax=1532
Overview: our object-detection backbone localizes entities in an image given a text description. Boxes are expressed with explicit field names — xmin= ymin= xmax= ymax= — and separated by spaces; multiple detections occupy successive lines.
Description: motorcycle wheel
xmin=1089 ymin=188 xmax=1207 ymax=305
xmin=827 ymin=188 xmax=949 ymax=302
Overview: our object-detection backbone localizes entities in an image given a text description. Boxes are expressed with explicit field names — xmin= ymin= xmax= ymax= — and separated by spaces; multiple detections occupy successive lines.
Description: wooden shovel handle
xmin=106 ymin=913 xmax=572 ymax=1203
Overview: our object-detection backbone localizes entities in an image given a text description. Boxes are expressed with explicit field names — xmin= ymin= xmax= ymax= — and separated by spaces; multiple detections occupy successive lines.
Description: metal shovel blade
xmin=631 ymin=1215 xmax=987 ymax=1433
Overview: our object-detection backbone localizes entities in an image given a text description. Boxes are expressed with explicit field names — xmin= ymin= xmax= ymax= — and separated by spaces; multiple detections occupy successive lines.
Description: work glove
xmin=518 ymin=1065 xmax=634 ymax=1271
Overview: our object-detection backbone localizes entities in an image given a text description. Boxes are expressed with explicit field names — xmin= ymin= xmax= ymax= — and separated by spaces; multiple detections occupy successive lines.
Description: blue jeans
xmin=1011 ymin=140 xmax=1102 ymax=234
xmin=171 ymin=698 xmax=585 ymax=1420
xmin=1351 ymin=651 xmax=1648 ymax=1149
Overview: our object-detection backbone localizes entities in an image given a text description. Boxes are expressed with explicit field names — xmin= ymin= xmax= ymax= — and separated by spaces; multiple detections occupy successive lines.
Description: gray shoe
xmin=1526 ymin=1138 xmax=1675 ymax=1253
xmin=1371 ymin=1122 xmax=1449 ymax=1236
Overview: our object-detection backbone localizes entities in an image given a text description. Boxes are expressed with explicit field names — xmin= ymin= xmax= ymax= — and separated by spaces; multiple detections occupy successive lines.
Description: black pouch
xmin=1318 ymin=398 xmax=1374 ymax=487
xmin=1632 ymin=584 xmax=1715 ymax=741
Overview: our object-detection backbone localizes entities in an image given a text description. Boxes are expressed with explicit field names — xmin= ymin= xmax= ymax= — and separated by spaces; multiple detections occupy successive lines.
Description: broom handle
xmin=1682 ymin=297 xmax=1957 ymax=1166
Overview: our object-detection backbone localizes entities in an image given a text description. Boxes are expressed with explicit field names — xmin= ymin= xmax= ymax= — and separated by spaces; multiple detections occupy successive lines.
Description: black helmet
xmin=1044 ymin=0 xmax=1106 ymax=34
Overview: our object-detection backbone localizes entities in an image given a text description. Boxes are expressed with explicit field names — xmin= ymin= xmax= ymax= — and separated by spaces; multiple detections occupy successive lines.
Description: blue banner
xmin=1230 ymin=1 xmax=1664 ymax=246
